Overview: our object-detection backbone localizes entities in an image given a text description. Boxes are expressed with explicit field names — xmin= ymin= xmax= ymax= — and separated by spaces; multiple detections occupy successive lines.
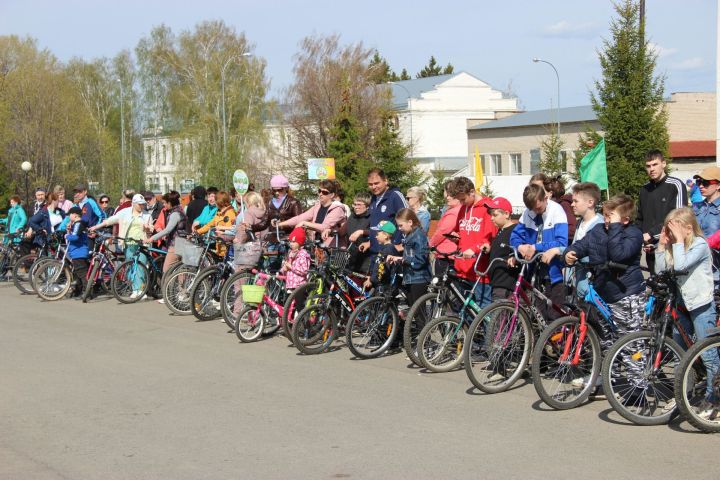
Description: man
xmin=33 ymin=188 xmax=46 ymax=215
xmin=72 ymin=183 xmax=105 ymax=244
xmin=637 ymin=150 xmax=688 ymax=272
xmin=113 ymin=189 xmax=134 ymax=215
xmin=359 ymin=168 xmax=408 ymax=255
xmin=692 ymin=166 xmax=720 ymax=286
xmin=142 ymin=190 xmax=162 ymax=223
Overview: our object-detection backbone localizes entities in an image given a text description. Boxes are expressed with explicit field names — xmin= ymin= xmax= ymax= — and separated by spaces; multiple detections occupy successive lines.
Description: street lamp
xmin=532 ymin=58 xmax=561 ymax=138
xmin=116 ymin=78 xmax=126 ymax=189
xmin=20 ymin=161 xmax=32 ymax=215
xmin=388 ymin=81 xmax=414 ymax=157
xmin=221 ymin=51 xmax=252 ymax=189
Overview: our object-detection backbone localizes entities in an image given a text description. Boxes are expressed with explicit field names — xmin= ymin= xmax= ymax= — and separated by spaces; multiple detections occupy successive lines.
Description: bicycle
xmin=234 ymin=271 xmax=290 ymax=342
xmin=111 ymin=240 xmax=167 ymax=303
xmin=32 ymin=240 xmax=76 ymax=301
xmin=81 ymin=232 xmax=122 ymax=302
xmin=190 ymin=238 xmax=239 ymax=321
xmin=674 ymin=326 xmax=720 ymax=432
xmin=463 ymin=249 xmax=571 ymax=394
xmin=600 ymin=269 xmax=692 ymax=425
xmin=0 ymin=230 xmax=27 ymax=281
xmin=12 ymin=231 xmax=62 ymax=294
xmin=531 ymin=261 xmax=629 ymax=409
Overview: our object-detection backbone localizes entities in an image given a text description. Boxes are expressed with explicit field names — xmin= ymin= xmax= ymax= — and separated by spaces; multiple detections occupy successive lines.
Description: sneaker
xmin=571 ymin=376 xmax=588 ymax=388
xmin=661 ymin=398 xmax=676 ymax=414
xmin=130 ymin=290 xmax=141 ymax=299
xmin=157 ymin=298 xmax=165 ymax=304
xmin=697 ymin=400 xmax=719 ymax=420
xmin=488 ymin=372 xmax=505 ymax=382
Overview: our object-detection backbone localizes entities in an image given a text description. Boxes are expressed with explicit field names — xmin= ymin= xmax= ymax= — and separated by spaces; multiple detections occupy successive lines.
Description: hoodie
xmin=454 ymin=196 xmax=497 ymax=281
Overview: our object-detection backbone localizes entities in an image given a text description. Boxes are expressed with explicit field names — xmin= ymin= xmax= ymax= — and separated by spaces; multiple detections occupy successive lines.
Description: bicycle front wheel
xmin=163 ymin=266 xmax=199 ymax=316
xmin=235 ymin=305 xmax=266 ymax=343
xmin=531 ymin=316 xmax=602 ymax=410
xmin=674 ymin=335 xmax=720 ymax=432
xmin=219 ymin=271 xmax=255 ymax=330
xmin=282 ymin=281 xmax=319 ymax=340
xmin=190 ymin=267 xmax=223 ymax=321
xmin=463 ymin=301 xmax=532 ymax=394
xmin=602 ymin=331 xmax=683 ymax=426
xmin=111 ymin=259 xmax=150 ymax=304
xmin=346 ymin=297 xmax=398 ymax=359
xmin=291 ymin=303 xmax=337 ymax=355
xmin=13 ymin=253 xmax=40 ymax=294
xmin=417 ymin=315 xmax=468 ymax=373
xmin=34 ymin=260 xmax=73 ymax=301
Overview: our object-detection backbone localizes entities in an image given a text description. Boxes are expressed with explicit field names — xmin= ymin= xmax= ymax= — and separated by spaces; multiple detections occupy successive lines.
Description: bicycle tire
xmin=81 ymin=259 xmax=101 ymax=303
xmin=463 ymin=301 xmax=533 ymax=394
xmin=291 ymin=303 xmax=337 ymax=355
xmin=417 ymin=315 xmax=468 ymax=373
xmin=281 ymin=281 xmax=319 ymax=340
xmin=160 ymin=259 xmax=186 ymax=291
xmin=190 ymin=267 xmax=223 ymax=321
xmin=674 ymin=334 xmax=720 ymax=432
xmin=13 ymin=253 xmax=40 ymax=294
xmin=34 ymin=260 xmax=73 ymax=301
xmin=235 ymin=304 xmax=266 ymax=342
xmin=219 ymin=270 xmax=255 ymax=329
xmin=148 ymin=255 xmax=166 ymax=299
xmin=111 ymin=259 xmax=150 ymax=304
xmin=346 ymin=296 xmax=398 ymax=359
xmin=531 ymin=315 xmax=602 ymax=410
xmin=163 ymin=265 xmax=199 ymax=316
xmin=403 ymin=292 xmax=454 ymax=367
xmin=602 ymin=330 xmax=683 ymax=426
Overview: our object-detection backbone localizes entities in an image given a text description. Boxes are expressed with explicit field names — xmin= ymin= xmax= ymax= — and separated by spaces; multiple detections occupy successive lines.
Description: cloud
xmin=648 ymin=42 xmax=678 ymax=59
xmin=541 ymin=20 xmax=599 ymax=38
xmin=671 ymin=57 xmax=705 ymax=70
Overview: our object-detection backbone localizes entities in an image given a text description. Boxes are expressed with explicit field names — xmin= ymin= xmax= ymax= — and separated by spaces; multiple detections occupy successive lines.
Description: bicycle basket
xmin=234 ymin=240 xmax=262 ymax=267
xmin=181 ymin=244 xmax=203 ymax=266
xmin=241 ymin=284 xmax=265 ymax=304
xmin=174 ymin=236 xmax=191 ymax=258
xmin=329 ymin=249 xmax=351 ymax=272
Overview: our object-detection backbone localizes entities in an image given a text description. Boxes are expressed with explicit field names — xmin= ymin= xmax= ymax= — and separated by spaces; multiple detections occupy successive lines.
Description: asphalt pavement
xmin=0 ymin=283 xmax=717 ymax=480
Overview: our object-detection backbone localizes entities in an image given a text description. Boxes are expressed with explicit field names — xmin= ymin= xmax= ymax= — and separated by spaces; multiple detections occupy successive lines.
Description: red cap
xmin=488 ymin=197 xmax=513 ymax=214
xmin=289 ymin=227 xmax=306 ymax=245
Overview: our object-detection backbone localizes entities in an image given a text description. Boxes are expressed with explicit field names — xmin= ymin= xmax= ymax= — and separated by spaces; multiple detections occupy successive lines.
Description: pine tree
xmin=539 ymin=127 xmax=566 ymax=176
xmin=372 ymin=114 xmax=426 ymax=195
xmin=368 ymin=51 xmax=398 ymax=84
xmin=417 ymin=56 xmax=442 ymax=78
xmin=589 ymin=0 xmax=669 ymax=196
xmin=399 ymin=68 xmax=411 ymax=81
xmin=427 ymin=171 xmax=449 ymax=213
xmin=327 ymin=95 xmax=371 ymax=201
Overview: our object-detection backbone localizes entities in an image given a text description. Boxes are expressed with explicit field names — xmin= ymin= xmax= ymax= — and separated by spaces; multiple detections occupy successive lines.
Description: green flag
xmin=579 ymin=138 xmax=608 ymax=190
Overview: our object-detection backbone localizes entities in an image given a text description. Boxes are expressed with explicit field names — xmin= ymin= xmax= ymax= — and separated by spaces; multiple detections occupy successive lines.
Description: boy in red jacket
xmin=447 ymin=177 xmax=498 ymax=308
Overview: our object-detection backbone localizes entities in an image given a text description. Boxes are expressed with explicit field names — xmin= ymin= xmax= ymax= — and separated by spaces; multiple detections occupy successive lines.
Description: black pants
xmin=72 ymin=258 xmax=89 ymax=295
xmin=492 ymin=287 xmax=513 ymax=301
xmin=544 ymin=281 xmax=566 ymax=321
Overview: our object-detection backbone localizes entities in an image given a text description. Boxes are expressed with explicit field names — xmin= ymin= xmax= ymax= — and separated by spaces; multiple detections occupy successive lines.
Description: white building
xmin=390 ymin=72 xmax=520 ymax=174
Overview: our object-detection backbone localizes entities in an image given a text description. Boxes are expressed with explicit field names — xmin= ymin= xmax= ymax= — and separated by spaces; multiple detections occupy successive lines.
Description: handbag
xmin=234 ymin=239 xmax=262 ymax=267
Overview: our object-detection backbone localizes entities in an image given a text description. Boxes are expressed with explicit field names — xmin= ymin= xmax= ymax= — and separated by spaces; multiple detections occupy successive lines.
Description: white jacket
xmin=655 ymin=237 xmax=714 ymax=311
xmin=104 ymin=208 xmax=152 ymax=242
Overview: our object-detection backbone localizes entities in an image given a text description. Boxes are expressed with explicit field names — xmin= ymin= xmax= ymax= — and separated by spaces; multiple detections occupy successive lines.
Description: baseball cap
xmin=35 ymin=187 xmax=46 ymax=194
xmin=132 ymin=194 xmax=147 ymax=205
xmin=373 ymin=221 xmax=397 ymax=235
xmin=694 ymin=167 xmax=720 ymax=182
xmin=73 ymin=183 xmax=87 ymax=192
xmin=488 ymin=197 xmax=513 ymax=214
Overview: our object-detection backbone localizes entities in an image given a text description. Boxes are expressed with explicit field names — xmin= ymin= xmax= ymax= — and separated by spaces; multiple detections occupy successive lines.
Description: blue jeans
xmin=125 ymin=244 xmax=148 ymax=292
xmin=674 ymin=301 xmax=720 ymax=401
xmin=473 ymin=282 xmax=493 ymax=310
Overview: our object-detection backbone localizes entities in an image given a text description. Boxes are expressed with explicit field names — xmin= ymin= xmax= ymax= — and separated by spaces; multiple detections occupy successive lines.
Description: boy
xmin=65 ymin=206 xmax=90 ymax=298
xmin=364 ymin=221 xmax=399 ymax=290
xmin=510 ymin=183 xmax=568 ymax=318
xmin=541 ymin=182 xmax=604 ymax=299
xmin=345 ymin=192 xmax=372 ymax=273
xmin=564 ymin=195 xmax=645 ymax=345
xmin=486 ymin=197 xmax=519 ymax=300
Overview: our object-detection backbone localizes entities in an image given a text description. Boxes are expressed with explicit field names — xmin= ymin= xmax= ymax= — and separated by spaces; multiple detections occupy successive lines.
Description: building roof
xmin=670 ymin=140 xmax=716 ymax=158
xmin=468 ymin=105 xmax=597 ymax=131
xmin=390 ymin=73 xmax=460 ymax=108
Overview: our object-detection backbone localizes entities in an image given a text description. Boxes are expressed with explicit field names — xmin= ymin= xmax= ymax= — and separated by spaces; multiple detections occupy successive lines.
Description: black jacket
xmin=255 ymin=195 xmax=302 ymax=236
xmin=637 ymin=175 xmax=688 ymax=241
xmin=488 ymin=223 xmax=520 ymax=291
xmin=185 ymin=198 xmax=208 ymax=233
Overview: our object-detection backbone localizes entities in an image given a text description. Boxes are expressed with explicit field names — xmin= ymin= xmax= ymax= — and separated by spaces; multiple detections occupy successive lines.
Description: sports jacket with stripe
xmin=637 ymin=175 xmax=688 ymax=241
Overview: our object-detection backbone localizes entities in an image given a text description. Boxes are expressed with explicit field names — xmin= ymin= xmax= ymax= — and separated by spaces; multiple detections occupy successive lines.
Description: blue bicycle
xmin=111 ymin=240 xmax=167 ymax=303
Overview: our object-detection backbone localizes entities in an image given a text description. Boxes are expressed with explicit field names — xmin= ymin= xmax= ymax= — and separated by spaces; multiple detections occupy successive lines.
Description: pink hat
xmin=488 ymin=197 xmax=513 ymax=214
xmin=270 ymin=175 xmax=290 ymax=189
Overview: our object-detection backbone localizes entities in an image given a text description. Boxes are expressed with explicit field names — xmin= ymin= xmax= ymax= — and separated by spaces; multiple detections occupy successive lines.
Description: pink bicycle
xmin=234 ymin=271 xmax=293 ymax=342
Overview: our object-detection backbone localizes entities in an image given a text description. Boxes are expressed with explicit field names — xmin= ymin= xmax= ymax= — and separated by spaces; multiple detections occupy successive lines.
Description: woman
xmin=26 ymin=192 xmax=65 ymax=246
xmin=406 ymin=186 xmax=431 ymax=233
xmin=429 ymin=181 xmax=462 ymax=276
xmin=255 ymin=175 xmax=302 ymax=238
xmin=146 ymin=191 xmax=186 ymax=274
xmin=278 ymin=179 xmax=347 ymax=246
xmin=1 ymin=195 xmax=27 ymax=245
xmin=98 ymin=194 xmax=115 ymax=218
xmin=197 ymin=191 xmax=237 ymax=257
xmin=54 ymin=185 xmax=73 ymax=213
xmin=234 ymin=191 xmax=267 ymax=269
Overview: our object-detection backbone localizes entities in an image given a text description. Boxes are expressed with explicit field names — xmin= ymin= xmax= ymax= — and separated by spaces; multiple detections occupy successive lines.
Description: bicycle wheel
xmin=190 ymin=267 xmax=223 ymax=321
xmin=219 ymin=271 xmax=255 ymax=329
xmin=161 ymin=259 xmax=186 ymax=291
xmin=282 ymin=281 xmax=319 ymax=340
xmin=148 ymin=255 xmax=165 ymax=299
xmin=346 ymin=297 xmax=398 ymax=359
xmin=531 ymin=315 xmax=602 ymax=409
xmin=163 ymin=266 xmax=199 ymax=316
xmin=291 ymin=303 xmax=337 ymax=355
xmin=34 ymin=260 xmax=73 ymax=301
xmin=417 ymin=315 xmax=468 ymax=373
xmin=235 ymin=304 xmax=266 ymax=343
xmin=403 ymin=292 xmax=454 ymax=367
xmin=111 ymin=259 xmax=150 ymax=304
xmin=675 ymin=335 xmax=720 ymax=432
xmin=463 ymin=301 xmax=533 ymax=394
xmin=13 ymin=253 xmax=40 ymax=294
xmin=81 ymin=259 xmax=101 ymax=303
xmin=602 ymin=331 xmax=683 ymax=426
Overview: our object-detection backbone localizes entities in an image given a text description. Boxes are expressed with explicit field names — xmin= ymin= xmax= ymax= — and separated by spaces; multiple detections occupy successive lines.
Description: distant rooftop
xmin=468 ymin=105 xmax=597 ymax=131
xmin=389 ymin=73 xmax=459 ymax=109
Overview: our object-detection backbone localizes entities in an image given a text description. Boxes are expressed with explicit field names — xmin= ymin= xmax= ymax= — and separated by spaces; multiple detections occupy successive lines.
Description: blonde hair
xmin=406 ymin=186 xmax=426 ymax=205
xmin=663 ymin=207 xmax=704 ymax=266
xmin=244 ymin=191 xmax=265 ymax=211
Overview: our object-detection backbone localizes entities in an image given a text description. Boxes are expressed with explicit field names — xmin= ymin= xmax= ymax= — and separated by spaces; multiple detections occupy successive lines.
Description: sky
xmin=0 ymin=0 xmax=716 ymax=111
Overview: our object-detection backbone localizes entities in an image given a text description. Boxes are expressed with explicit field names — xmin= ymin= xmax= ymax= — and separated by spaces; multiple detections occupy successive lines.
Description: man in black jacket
xmin=637 ymin=150 xmax=688 ymax=272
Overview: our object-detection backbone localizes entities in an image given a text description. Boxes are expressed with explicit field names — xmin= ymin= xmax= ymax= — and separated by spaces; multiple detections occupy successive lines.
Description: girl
xmin=655 ymin=207 xmax=720 ymax=413
xmin=282 ymin=227 xmax=311 ymax=290
xmin=389 ymin=208 xmax=431 ymax=309
xmin=197 ymin=191 xmax=237 ymax=257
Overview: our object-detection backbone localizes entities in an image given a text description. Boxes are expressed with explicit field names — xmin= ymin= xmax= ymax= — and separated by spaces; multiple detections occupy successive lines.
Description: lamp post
xmin=116 ymin=79 xmax=126 ymax=189
xmin=21 ymin=161 xmax=32 ymax=216
xmin=389 ymin=81 xmax=414 ymax=157
xmin=221 ymin=52 xmax=252 ymax=189
xmin=532 ymin=58 xmax=561 ymax=138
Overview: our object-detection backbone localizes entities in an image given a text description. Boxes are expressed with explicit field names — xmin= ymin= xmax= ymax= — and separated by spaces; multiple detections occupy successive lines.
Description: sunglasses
xmin=272 ymin=188 xmax=284 ymax=193
xmin=318 ymin=189 xmax=332 ymax=196
xmin=405 ymin=196 xmax=416 ymax=201
xmin=100 ymin=200 xmax=109 ymax=204
xmin=696 ymin=178 xmax=719 ymax=187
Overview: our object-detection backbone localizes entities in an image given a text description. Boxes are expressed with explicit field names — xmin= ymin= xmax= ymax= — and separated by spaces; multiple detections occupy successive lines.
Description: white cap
xmin=131 ymin=194 xmax=147 ymax=205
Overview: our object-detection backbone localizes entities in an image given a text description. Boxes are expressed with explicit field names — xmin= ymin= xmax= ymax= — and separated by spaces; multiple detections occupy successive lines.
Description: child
xmin=486 ymin=197 xmax=519 ymax=300
xmin=655 ymin=207 xmax=719 ymax=414
xmin=65 ymin=206 xmax=90 ymax=298
xmin=389 ymin=208 xmax=431 ymax=309
xmin=564 ymin=195 xmax=644 ymax=346
xmin=282 ymin=227 xmax=311 ymax=290
xmin=364 ymin=221 xmax=399 ymax=290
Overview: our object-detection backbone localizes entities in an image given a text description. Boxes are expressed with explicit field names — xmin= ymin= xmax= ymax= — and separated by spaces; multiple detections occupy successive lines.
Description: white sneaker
xmin=696 ymin=400 xmax=718 ymax=420
xmin=129 ymin=290 xmax=141 ymax=299
xmin=157 ymin=298 xmax=165 ymax=304
xmin=661 ymin=398 xmax=676 ymax=414
xmin=488 ymin=372 xmax=505 ymax=382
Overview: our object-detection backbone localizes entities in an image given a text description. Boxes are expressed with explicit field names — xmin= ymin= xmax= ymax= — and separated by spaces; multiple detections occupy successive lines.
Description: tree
xmin=539 ymin=127 xmax=566 ymax=177
xmin=587 ymin=0 xmax=669 ymax=196
xmin=427 ymin=171 xmax=449 ymax=215
xmin=416 ymin=56 xmax=454 ymax=78
xmin=368 ymin=51 xmax=398 ymax=84
xmin=398 ymin=68 xmax=411 ymax=81
xmin=327 ymin=94 xmax=371 ymax=201
xmin=372 ymin=113 xmax=425 ymax=195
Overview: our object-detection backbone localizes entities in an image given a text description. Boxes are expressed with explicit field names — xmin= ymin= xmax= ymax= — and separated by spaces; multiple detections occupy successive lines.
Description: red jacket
xmin=454 ymin=196 xmax=497 ymax=282
xmin=429 ymin=204 xmax=461 ymax=255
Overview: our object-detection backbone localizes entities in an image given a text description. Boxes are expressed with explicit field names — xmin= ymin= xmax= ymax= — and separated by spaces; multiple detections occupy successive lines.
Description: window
xmin=509 ymin=153 xmax=522 ymax=175
xmin=170 ymin=145 xmax=176 ymax=165
xmin=480 ymin=155 xmax=502 ymax=175
xmin=163 ymin=177 xmax=169 ymax=192
xmin=162 ymin=145 xmax=167 ymax=165
xmin=179 ymin=144 xmax=184 ymax=164
xmin=530 ymin=149 xmax=541 ymax=174
xmin=145 ymin=146 xmax=152 ymax=166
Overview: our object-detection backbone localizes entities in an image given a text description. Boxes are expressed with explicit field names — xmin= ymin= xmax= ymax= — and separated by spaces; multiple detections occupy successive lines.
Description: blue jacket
xmin=66 ymin=221 xmax=89 ymax=259
xmin=401 ymin=227 xmax=431 ymax=285
xmin=416 ymin=207 xmax=431 ymax=234
xmin=1 ymin=204 xmax=27 ymax=243
xmin=566 ymin=222 xmax=644 ymax=304
xmin=79 ymin=196 xmax=104 ymax=227
xmin=510 ymin=200 xmax=568 ymax=284
xmin=195 ymin=204 xmax=218 ymax=227
xmin=368 ymin=187 xmax=408 ymax=253
xmin=28 ymin=207 xmax=66 ymax=245
xmin=693 ymin=198 xmax=720 ymax=239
